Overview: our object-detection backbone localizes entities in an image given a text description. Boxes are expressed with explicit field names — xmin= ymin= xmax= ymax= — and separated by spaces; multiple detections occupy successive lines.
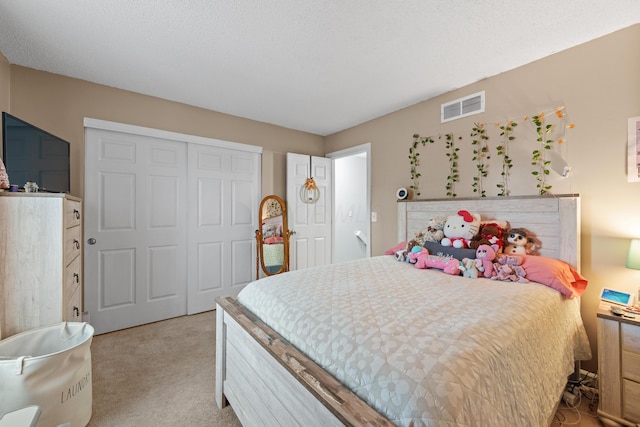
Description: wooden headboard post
xmin=397 ymin=194 xmax=581 ymax=270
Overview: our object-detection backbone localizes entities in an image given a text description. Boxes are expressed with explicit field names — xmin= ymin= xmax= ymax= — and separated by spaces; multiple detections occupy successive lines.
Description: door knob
xmin=87 ymin=238 xmax=96 ymax=245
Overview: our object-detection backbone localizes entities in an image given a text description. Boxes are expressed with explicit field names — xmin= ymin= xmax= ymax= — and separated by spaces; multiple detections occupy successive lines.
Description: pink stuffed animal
xmin=491 ymin=254 xmax=528 ymax=283
xmin=475 ymin=244 xmax=498 ymax=278
xmin=413 ymin=249 xmax=461 ymax=275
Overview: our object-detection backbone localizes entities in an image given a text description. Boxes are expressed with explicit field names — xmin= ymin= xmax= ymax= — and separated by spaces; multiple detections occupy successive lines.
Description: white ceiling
xmin=0 ymin=1 xmax=638 ymax=136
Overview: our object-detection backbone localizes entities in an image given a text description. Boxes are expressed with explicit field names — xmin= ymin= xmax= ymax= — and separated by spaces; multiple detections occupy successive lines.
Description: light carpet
xmin=88 ymin=311 xmax=241 ymax=427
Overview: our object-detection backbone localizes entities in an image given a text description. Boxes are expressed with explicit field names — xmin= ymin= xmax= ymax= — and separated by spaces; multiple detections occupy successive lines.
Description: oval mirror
xmin=256 ymin=195 xmax=290 ymax=278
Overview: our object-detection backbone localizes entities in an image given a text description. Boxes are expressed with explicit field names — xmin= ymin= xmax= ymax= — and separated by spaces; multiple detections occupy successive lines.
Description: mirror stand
xmin=256 ymin=195 xmax=290 ymax=279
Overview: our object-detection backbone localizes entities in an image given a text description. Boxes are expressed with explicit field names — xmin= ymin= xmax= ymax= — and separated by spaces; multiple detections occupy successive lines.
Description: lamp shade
xmin=626 ymin=239 xmax=640 ymax=270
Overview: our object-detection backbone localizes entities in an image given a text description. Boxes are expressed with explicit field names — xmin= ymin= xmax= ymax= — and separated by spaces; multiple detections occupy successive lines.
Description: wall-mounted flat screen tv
xmin=2 ymin=112 xmax=70 ymax=193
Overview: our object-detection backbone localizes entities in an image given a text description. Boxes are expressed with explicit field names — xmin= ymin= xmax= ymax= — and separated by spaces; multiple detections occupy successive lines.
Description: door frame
xmin=326 ymin=143 xmax=371 ymax=260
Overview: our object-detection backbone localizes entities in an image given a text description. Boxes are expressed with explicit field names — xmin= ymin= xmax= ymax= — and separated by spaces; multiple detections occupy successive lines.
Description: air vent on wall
xmin=441 ymin=91 xmax=485 ymax=123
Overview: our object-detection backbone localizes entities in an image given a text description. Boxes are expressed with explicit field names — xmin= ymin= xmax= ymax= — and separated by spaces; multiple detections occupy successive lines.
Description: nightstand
xmin=597 ymin=303 xmax=640 ymax=427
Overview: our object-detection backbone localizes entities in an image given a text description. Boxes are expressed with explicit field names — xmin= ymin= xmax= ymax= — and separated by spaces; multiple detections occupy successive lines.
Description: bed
xmin=215 ymin=194 xmax=591 ymax=426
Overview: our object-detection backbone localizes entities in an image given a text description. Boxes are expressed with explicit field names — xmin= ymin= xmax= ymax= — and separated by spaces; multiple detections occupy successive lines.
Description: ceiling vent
xmin=441 ymin=91 xmax=485 ymax=123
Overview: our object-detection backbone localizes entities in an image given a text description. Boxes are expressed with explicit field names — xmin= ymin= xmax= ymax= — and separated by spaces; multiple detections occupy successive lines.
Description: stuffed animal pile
xmin=391 ymin=209 xmax=541 ymax=281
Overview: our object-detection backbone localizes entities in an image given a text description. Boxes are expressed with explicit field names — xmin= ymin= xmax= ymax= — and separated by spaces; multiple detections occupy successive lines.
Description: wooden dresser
xmin=597 ymin=303 xmax=640 ymax=427
xmin=0 ymin=192 xmax=83 ymax=339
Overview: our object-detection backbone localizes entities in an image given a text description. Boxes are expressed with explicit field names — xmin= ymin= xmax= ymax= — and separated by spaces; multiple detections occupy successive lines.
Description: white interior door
xmin=187 ymin=143 xmax=259 ymax=314
xmin=84 ymin=128 xmax=188 ymax=334
xmin=286 ymin=153 xmax=332 ymax=270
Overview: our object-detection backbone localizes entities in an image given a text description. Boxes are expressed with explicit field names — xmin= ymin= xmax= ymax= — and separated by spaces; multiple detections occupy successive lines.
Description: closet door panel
xmin=85 ymin=128 xmax=187 ymax=334
xmin=187 ymin=145 xmax=259 ymax=314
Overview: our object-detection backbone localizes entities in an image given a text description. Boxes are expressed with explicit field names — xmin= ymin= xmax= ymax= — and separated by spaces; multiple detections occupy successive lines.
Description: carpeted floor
xmin=551 ymin=398 xmax=603 ymax=427
xmin=88 ymin=311 xmax=602 ymax=427
xmin=88 ymin=311 xmax=241 ymax=427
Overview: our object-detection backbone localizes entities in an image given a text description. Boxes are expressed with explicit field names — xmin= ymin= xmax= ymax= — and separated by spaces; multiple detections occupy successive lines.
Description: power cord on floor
xmin=554 ymin=392 xmax=582 ymax=426
xmin=553 ymin=372 xmax=600 ymax=426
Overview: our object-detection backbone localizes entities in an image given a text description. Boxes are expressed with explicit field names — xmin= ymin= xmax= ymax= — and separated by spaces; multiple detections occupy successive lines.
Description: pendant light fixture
xmin=300 ymin=155 xmax=320 ymax=204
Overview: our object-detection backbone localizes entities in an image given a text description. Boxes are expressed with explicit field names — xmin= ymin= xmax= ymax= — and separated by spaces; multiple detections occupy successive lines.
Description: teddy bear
xmin=504 ymin=228 xmax=538 ymax=255
xmin=412 ymin=249 xmax=461 ymax=275
xmin=421 ymin=216 xmax=447 ymax=243
xmin=460 ymin=257 xmax=479 ymax=279
xmin=468 ymin=222 xmax=506 ymax=253
xmin=440 ymin=210 xmax=481 ymax=249
xmin=475 ymin=244 xmax=498 ymax=278
xmin=491 ymin=254 xmax=528 ymax=283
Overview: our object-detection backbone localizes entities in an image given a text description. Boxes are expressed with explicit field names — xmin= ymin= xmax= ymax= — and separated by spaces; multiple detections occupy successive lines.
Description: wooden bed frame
xmin=216 ymin=194 xmax=581 ymax=426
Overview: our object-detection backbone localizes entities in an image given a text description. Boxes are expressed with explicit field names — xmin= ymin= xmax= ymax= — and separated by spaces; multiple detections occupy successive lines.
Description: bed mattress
xmin=237 ymin=256 xmax=591 ymax=426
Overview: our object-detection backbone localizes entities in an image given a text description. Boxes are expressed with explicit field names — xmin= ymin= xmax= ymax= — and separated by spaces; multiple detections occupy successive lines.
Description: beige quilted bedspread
xmin=237 ymin=256 xmax=591 ymax=427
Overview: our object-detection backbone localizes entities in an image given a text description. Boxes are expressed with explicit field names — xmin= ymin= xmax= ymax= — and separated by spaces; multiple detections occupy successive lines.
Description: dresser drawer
xmin=623 ymin=379 xmax=640 ymax=423
xmin=63 ymin=284 xmax=82 ymax=323
xmin=64 ymin=199 xmax=82 ymax=229
xmin=64 ymin=225 xmax=82 ymax=267
xmin=64 ymin=255 xmax=81 ymax=302
xmin=623 ymin=322 xmax=640 ymax=352
xmin=622 ymin=323 xmax=640 ymax=383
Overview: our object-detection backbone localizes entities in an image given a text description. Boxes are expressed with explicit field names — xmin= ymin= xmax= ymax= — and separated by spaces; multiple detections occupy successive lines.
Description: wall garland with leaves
xmin=409 ymin=107 xmax=574 ymax=198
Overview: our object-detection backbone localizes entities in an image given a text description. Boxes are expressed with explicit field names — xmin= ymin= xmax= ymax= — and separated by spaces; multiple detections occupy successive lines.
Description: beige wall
xmin=0 ymin=51 xmax=10 ymax=144
xmin=325 ymin=24 xmax=640 ymax=372
xmin=4 ymin=24 xmax=639 ymax=372
xmin=7 ymin=66 xmax=324 ymax=197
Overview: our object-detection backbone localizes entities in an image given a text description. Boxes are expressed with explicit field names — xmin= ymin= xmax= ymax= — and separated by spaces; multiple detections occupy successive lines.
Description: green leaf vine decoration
xmin=530 ymin=113 xmax=553 ymax=195
xmin=442 ymin=133 xmax=460 ymax=198
xmin=470 ymin=123 xmax=489 ymax=197
xmin=496 ymin=120 xmax=517 ymax=196
xmin=409 ymin=133 xmax=434 ymax=197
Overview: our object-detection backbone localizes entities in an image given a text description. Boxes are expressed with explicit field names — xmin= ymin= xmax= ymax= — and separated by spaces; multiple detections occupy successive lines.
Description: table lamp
xmin=626 ymin=239 xmax=640 ymax=306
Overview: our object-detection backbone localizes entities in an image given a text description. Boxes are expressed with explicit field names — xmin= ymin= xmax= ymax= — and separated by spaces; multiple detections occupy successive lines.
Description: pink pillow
xmin=521 ymin=255 xmax=588 ymax=298
xmin=385 ymin=241 xmax=407 ymax=255
xmin=264 ymin=236 xmax=284 ymax=245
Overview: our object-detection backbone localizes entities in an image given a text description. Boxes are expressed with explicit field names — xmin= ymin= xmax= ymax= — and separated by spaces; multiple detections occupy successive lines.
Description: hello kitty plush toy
xmin=440 ymin=210 xmax=481 ymax=249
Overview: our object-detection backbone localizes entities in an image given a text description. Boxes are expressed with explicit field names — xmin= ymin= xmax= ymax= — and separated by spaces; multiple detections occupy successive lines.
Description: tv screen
xmin=2 ymin=112 xmax=70 ymax=193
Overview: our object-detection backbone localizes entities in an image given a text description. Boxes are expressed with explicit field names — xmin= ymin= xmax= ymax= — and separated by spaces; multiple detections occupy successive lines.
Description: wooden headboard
xmin=397 ymin=194 xmax=581 ymax=270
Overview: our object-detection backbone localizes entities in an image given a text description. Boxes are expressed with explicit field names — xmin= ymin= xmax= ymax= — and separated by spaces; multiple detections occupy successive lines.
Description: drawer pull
xmin=73 ymin=239 xmax=80 ymax=249
xmin=74 ymin=273 xmax=79 ymax=283
xmin=73 ymin=209 xmax=80 ymax=220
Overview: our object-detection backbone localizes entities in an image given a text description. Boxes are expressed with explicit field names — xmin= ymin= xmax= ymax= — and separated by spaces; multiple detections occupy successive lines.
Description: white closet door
xmin=84 ymin=129 xmax=188 ymax=334
xmin=187 ymin=143 xmax=259 ymax=314
xmin=286 ymin=153 xmax=332 ymax=270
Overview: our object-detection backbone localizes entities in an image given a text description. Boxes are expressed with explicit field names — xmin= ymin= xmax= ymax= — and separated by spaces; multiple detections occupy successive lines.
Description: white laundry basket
xmin=0 ymin=322 xmax=94 ymax=427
